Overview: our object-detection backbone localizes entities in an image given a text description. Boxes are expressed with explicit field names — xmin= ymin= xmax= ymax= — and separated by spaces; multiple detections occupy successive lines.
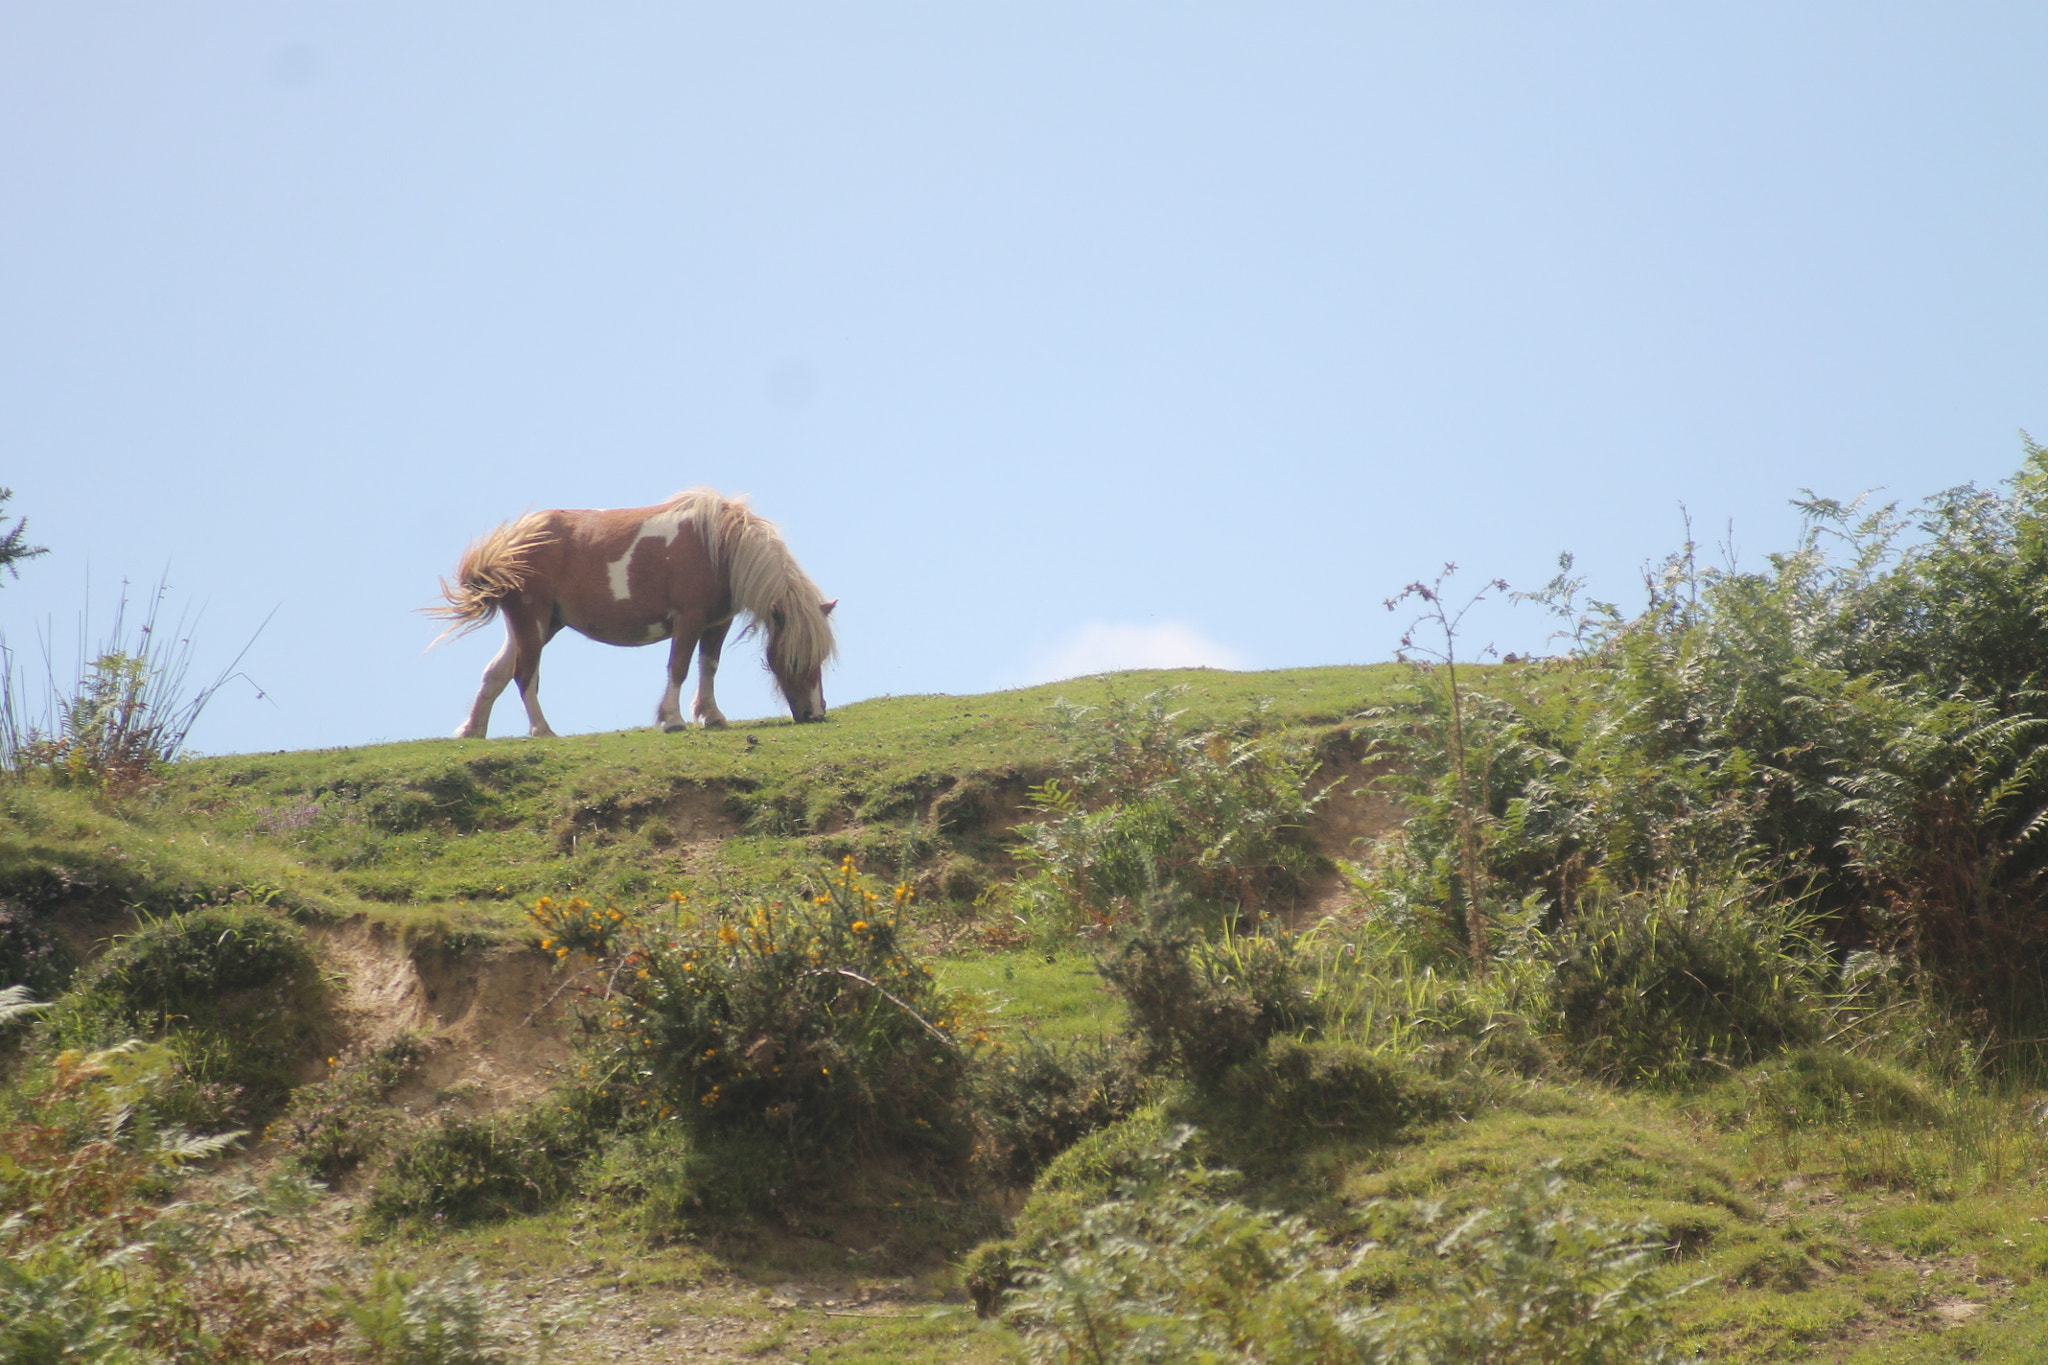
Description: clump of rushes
xmin=530 ymin=859 xmax=977 ymax=1172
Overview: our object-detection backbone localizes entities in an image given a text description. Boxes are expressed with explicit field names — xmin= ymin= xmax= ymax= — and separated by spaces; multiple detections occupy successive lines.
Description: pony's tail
xmin=421 ymin=513 xmax=549 ymax=647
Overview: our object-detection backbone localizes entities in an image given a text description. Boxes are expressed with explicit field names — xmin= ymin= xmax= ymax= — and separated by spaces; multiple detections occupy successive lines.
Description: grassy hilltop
xmin=16 ymin=445 xmax=2048 ymax=1365
xmin=4 ymin=664 xmax=1391 ymax=935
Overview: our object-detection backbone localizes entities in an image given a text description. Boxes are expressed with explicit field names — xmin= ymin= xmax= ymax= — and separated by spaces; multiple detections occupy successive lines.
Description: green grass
xmin=934 ymin=948 xmax=1124 ymax=1045
xmin=0 ymin=665 xmax=1394 ymax=937
xmin=27 ymin=659 xmax=2048 ymax=1363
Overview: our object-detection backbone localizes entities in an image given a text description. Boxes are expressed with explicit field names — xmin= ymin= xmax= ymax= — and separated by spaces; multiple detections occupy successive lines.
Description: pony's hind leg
xmin=509 ymin=606 xmax=559 ymax=738
xmin=656 ymin=625 xmax=692 ymax=733
xmin=456 ymin=635 xmax=518 ymax=738
xmin=692 ymin=619 xmax=733 ymax=729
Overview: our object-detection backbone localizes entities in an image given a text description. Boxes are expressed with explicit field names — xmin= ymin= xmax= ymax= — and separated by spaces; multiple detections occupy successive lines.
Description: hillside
xmin=5 ymin=665 xmax=1393 ymax=935
xmin=8 ymin=662 xmax=2048 ymax=1363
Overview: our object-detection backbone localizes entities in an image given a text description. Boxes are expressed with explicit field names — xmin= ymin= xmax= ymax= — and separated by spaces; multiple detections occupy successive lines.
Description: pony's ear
xmin=820 ymin=599 xmax=838 ymax=616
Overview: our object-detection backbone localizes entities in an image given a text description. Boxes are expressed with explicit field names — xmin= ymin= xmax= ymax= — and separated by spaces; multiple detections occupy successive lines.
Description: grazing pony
xmin=427 ymin=490 xmax=836 ymax=738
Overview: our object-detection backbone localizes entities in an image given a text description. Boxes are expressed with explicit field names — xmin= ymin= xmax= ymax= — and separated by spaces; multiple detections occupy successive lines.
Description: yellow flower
xmin=851 ymin=921 xmax=868 ymax=933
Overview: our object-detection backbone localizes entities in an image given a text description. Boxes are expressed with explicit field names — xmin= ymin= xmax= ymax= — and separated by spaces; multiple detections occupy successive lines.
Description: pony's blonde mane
xmin=662 ymin=489 xmax=836 ymax=690
xmin=423 ymin=511 xmax=550 ymax=645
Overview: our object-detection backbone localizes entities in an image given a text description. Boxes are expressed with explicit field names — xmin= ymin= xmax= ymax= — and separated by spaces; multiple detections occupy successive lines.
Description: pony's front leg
xmin=692 ymin=620 xmax=733 ymax=729
xmin=655 ymin=630 xmax=692 ymax=733
xmin=456 ymin=635 xmax=518 ymax=738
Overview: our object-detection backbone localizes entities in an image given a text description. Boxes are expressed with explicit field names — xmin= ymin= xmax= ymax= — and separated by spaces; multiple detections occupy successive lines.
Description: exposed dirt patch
xmin=1295 ymin=745 xmax=1405 ymax=919
xmin=930 ymin=770 xmax=1043 ymax=843
xmin=654 ymin=785 xmax=745 ymax=842
xmin=1308 ymin=750 xmax=1404 ymax=858
xmin=315 ymin=920 xmax=572 ymax=1113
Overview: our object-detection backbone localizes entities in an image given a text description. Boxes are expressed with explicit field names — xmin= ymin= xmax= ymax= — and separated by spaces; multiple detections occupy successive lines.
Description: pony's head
xmin=768 ymin=597 xmax=837 ymax=722
xmin=704 ymin=491 xmax=838 ymax=723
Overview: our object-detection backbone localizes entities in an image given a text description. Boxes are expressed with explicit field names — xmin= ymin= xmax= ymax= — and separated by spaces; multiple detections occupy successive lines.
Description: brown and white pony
xmin=427 ymin=490 xmax=836 ymax=738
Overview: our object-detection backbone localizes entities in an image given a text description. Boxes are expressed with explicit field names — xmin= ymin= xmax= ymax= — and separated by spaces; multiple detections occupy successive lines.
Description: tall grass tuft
xmin=0 ymin=576 xmax=265 ymax=789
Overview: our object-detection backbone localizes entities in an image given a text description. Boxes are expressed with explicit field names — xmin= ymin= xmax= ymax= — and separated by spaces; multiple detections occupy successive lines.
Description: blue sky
xmin=4 ymin=5 xmax=2045 ymax=752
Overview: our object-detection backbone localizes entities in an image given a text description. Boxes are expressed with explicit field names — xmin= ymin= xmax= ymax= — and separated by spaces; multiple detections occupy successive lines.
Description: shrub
xmin=1397 ymin=1162 xmax=1704 ymax=1365
xmin=1549 ymin=878 xmax=1826 ymax=1084
xmin=1099 ymin=914 xmax=1319 ymax=1087
xmin=1210 ymin=1036 xmax=1450 ymax=1141
xmin=589 ymin=1123 xmax=796 ymax=1231
xmin=972 ymin=1034 xmax=1146 ymax=1186
xmin=364 ymin=1091 xmax=615 ymax=1232
xmin=1 ymin=576 xmax=258 ymax=789
xmin=1010 ymin=690 xmax=1326 ymax=936
xmin=345 ymin=1261 xmax=516 ymax=1365
xmin=43 ymin=905 xmax=325 ymax=1126
xmin=0 ymin=1032 xmax=336 ymax=1364
xmin=275 ymin=1033 xmax=426 ymax=1182
xmin=0 ymin=894 xmax=71 ymax=1010
xmin=534 ymin=861 xmax=976 ymax=1175
xmin=1364 ymin=445 xmax=2048 ymax=1063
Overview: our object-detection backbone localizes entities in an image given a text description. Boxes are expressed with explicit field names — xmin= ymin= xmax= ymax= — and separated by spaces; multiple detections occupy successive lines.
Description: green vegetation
xmin=0 ymin=1017 xmax=338 ymax=1364
xmin=1001 ymin=690 xmax=1329 ymax=939
xmin=0 ymin=665 xmax=1391 ymax=931
xmin=37 ymin=903 xmax=327 ymax=1129
xmin=0 ymin=487 xmax=46 ymax=583
xmin=1006 ymin=1129 xmax=1700 ymax=1365
xmin=276 ymin=1032 xmax=427 ymax=1183
xmin=18 ymin=447 xmax=2048 ymax=1360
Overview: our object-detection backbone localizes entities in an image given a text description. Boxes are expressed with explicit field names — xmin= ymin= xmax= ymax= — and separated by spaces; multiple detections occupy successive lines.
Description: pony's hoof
xmin=660 ymin=720 xmax=689 ymax=733
xmin=697 ymin=716 xmax=728 ymax=730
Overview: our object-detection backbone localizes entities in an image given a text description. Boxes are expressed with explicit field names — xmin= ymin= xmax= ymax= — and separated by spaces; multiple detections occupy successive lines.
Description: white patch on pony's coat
xmin=1027 ymin=621 xmax=1249 ymax=682
xmin=646 ymin=619 xmax=672 ymax=642
xmin=606 ymin=509 xmax=693 ymax=601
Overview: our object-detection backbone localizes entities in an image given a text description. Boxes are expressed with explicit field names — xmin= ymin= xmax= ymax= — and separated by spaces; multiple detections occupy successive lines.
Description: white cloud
xmin=1027 ymin=621 xmax=1250 ymax=683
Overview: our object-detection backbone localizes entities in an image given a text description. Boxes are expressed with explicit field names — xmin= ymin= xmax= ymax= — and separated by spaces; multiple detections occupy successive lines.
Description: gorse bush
xmin=371 ymin=866 xmax=987 ymax=1233
xmin=1011 ymin=691 xmax=1326 ymax=936
xmin=535 ymin=861 xmax=975 ymax=1171
xmin=276 ymin=1033 xmax=426 ymax=1183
